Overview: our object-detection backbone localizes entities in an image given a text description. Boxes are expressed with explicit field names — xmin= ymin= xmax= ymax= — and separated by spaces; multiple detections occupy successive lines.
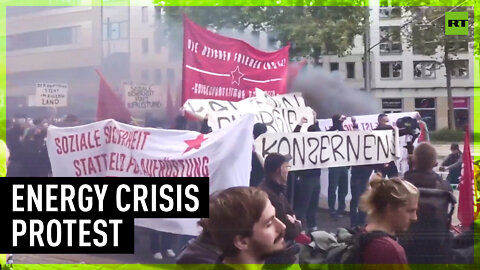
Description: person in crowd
xmin=373 ymin=113 xmax=399 ymax=178
xmin=404 ymin=142 xmax=452 ymax=192
xmin=176 ymin=190 xmax=223 ymax=264
xmin=440 ymin=143 xmax=462 ymax=185
xmin=250 ymin=123 xmax=267 ymax=187
xmin=293 ymin=113 xmax=321 ymax=233
xmin=174 ymin=115 xmax=188 ymax=130
xmin=258 ymin=153 xmax=302 ymax=264
xmin=349 ymin=116 xmax=373 ymax=228
xmin=6 ymin=118 xmax=27 ymax=177
xmin=176 ymin=228 xmax=220 ymax=264
xmin=199 ymin=118 xmax=212 ymax=134
xmin=199 ymin=186 xmax=287 ymax=266
xmin=327 ymin=114 xmax=349 ymax=220
xmin=359 ymin=173 xmax=419 ymax=267
xmin=61 ymin=114 xmax=81 ymax=127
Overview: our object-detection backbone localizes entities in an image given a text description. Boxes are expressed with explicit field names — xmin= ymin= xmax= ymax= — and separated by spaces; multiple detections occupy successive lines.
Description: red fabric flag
xmin=95 ymin=69 xmax=132 ymax=123
xmin=458 ymin=125 xmax=474 ymax=228
xmin=287 ymin=59 xmax=307 ymax=91
xmin=182 ymin=15 xmax=289 ymax=103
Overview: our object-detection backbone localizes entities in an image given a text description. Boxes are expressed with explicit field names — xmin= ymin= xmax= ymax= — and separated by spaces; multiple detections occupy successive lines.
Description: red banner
xmin=182 ymin=15 xmax=289 ymax=103
xmin=458 ymin=125 xmax=474 ymax=228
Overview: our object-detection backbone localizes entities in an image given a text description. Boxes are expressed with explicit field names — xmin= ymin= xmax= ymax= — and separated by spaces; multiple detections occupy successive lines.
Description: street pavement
xmin=12 ymin=142 xmax=476 ymax=264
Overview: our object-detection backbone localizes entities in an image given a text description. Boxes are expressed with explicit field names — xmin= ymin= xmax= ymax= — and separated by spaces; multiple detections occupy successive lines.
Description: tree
xmin=401 ymin=5 xmax=474 ymax=130
xmin=152 ymin=4 xmax=367 ymax=63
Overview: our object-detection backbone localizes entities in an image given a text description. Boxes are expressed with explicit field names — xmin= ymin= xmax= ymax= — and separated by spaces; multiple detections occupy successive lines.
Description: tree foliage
xmin=154 ymin=6 xmax=366 ymax=61
xmin=401 ymin=6 xmax=474 ymax=63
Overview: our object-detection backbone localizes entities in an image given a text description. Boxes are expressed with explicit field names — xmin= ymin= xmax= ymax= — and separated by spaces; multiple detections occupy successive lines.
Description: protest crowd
xmin=1 ymin=14 xmax=479 ymax=270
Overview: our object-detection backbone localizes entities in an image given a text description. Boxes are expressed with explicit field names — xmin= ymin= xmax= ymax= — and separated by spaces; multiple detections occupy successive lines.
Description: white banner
xmin=254 ymin=88 xmax=305 ymax=108
xmin=35 ymin=83 xmax=68 ymax=107
xmin=255 ymin=129 xmax=400 ymax=170
xmin=208 ymin=105 xmax=314 ymax=133
xmin=183 ymin=88 xmax=305 ymax=120
xmin=47 ymin=115 xmax=255 ymax=235
xmin=316 ymin=112 xmax=420 ymax=131
xmin=124 ymin=84 xmax=163 ymax=110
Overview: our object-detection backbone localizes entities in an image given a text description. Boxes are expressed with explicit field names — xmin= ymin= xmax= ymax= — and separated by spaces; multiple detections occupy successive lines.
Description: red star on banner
xmin=230 ymin=65 xmax=244 ymax=85
xmin=183 ymin=134 xmax=208 ymax=154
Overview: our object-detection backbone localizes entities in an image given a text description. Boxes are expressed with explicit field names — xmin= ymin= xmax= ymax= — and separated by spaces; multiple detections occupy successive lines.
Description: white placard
xmin=35 ymin=83 xmax=68 ymax=107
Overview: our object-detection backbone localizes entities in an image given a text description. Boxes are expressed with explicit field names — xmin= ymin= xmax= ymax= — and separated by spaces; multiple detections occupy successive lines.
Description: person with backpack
xmin=404 ymin=142 xmax=452 ymax=193
xmin=358 ymin=174 xmax=419 ymax=267
xmin=299 ymin=174 xmax=418 ymax=269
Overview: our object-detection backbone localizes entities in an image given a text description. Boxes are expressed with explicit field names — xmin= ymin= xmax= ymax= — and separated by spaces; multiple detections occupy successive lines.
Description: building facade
xmin=320 ymin=2 xmax=476 ymax=131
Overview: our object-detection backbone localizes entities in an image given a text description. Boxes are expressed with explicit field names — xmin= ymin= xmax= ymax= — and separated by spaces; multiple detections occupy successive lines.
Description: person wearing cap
xmin=327 ymin=114 xmax=350 ymax=220
xmin=258 ymin=153 xmax=302 ymax=264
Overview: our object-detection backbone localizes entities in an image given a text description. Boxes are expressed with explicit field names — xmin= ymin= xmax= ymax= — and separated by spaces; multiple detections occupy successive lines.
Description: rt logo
xmin=445 ymin=12 xmax=468 ymax=35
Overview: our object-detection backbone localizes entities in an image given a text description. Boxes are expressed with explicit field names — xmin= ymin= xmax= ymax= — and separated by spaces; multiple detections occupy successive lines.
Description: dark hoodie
xmin=328 ymin=114 xmax=345 ymax=131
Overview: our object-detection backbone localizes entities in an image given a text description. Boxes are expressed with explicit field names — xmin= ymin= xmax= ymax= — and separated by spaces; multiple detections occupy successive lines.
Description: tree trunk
xmin=444 ymin=37 xmax=456 ymax=130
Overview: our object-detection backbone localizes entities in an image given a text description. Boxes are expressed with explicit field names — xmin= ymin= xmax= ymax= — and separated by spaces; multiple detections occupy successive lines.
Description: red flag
xmin=287 ymin=59 xmax=307 ymax=91
xmin=95 ymin=69 xmax=132 ymax=123
xmin=183 ymin=15 xmax=290 ymax=103
xmin=458 ymin=125 xmax=474 ymax=228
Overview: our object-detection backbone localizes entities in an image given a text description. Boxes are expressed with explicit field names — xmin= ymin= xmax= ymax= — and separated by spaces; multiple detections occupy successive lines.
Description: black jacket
xmin=249 ymin=152 xmax=264 ymax=187
xmin=404 ymin=169 xmax=452 ymax=193
xmin=258 ymin=177 xmax=302 ymax=241
xmin=176 ymin=232 xmax=220 ymax=264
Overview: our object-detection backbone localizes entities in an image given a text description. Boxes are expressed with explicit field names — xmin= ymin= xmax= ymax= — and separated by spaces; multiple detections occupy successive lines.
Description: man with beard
xmin=199 ymin=187 xmax=287 ymax=268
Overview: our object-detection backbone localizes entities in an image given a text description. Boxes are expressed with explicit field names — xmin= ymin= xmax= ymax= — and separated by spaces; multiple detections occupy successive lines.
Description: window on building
xmin=379 ymin=26 xmax=402 ymax=54
xmin=379 ymin=0 xmax=401 ymax=19
xmin=330 ymin=62 xmax=339 ymax=72
xmin=411 ymin=7 xmax=438 ymax=55
xmin=142 ymin=6 xmax=149 ymax=24
xmin=103 ymin=21 xmax=128 ymax=40
xmin=346 ymin=62 xmax=355 ymax=78
xmin=110 ymin=22 xmax=120 ymax=39
xmin=415 ymin=97 xmax=436 ymax=131
xmin=167 ymin=68 xmax=175 ymax=84
xmin=380 ymin=61 xmax=402 ymax=79
xmin=453 ymin=97 xmax=469 ymax=130
xmin=154 ymin=69 xmax=162 ymax=84
xmin=142 ymin=38 xmax=149 ymax=54
xmin=141 ymin=70 xmax=150 ymax=83
xmin=413 ymin=61 xmax=436 ymax=79
xmin=382 ymin=98 xmax=402 ymax=114
xmin=6 ymin=26 xmax=79 ymax=51
xmin=450 ymin=60 xmax=469 ymax=78
xmin=447 ymin=36 xmax=469 ymax=54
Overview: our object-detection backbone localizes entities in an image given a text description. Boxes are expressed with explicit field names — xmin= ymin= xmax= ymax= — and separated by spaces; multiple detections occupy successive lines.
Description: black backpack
xmin=399 ymin=188 xmax=456 ymax=264
xmin=299 ymin=228 xmax=391 ymax=267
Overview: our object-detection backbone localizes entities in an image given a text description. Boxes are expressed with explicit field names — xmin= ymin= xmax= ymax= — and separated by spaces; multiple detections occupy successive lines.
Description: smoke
xmin=292 ymin=66 xmax=381 ymax=119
